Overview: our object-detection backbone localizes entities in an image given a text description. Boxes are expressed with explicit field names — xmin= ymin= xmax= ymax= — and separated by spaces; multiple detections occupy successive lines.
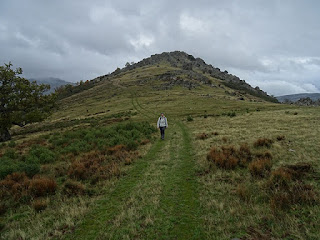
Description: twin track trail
xmin=64 ymin=94 xmax=205 ymax=239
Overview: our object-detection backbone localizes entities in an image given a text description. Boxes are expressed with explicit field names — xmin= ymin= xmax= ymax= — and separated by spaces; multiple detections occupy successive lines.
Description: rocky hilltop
xmin=70 ymin=51 xmax=278 ymax=103
xmin=117 ymin=51 xmax=277 ymax=102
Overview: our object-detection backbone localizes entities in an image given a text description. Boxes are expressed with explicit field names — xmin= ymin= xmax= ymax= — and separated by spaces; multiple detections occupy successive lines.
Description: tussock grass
xmin=32 ymin=198 xmax=48 ymax=212
xmin=248 ymin=158 xmax=272 ymax=178
xmin=207 ymin=144 xmax=253 ymax=170
xmin=192 ymin=107 xmax=320 ymax=239
xmin=253 ymin=138 xmax=274 ymax=148
xmin=0 ymin=120 xmax=155 ymax=239
xmin=267 ymin=163 xmax=318 ymax=211
xmin=196 ymin=132 xmax=209 ymax=140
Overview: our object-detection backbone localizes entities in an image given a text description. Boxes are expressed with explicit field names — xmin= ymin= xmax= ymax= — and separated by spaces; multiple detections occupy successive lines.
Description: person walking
xmin=157 ymin=113 xmax=168 ymax=140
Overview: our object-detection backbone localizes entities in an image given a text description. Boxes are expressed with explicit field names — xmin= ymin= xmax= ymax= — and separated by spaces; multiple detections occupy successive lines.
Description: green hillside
xmin=0 ymin=52 xmax=319 ymax=240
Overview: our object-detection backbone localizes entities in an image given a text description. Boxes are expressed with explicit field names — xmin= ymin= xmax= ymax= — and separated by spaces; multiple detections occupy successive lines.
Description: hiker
xmin=157 ymin=113 xmax=168 ymax=140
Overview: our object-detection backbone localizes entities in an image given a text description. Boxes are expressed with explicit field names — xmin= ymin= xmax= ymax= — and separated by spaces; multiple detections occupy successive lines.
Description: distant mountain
xmin=28 ymin=77 xmax=74 ymax=93
xmin=276 ymin=93 xmax=320 ymax=103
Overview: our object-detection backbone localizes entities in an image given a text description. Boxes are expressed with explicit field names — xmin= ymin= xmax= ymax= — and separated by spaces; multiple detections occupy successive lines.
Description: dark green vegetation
xmin=0 ymin=63 xmax=55 ymax=142
xmin=0 ymin=51 xmax=319 ymax=239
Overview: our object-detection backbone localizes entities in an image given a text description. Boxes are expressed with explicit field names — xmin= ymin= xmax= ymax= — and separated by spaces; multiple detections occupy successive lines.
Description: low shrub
xmin=238 ymin=144 xmax=253 ymax=166
xmin=68 ymin=149 xmax=129 ymax=182
xmin=207 ymin=146 xmax=239 ymax=170
xmin=32 ymin=198 xmax=48 ymax=212
xmin=187 ymin=116 xmax=193 ymax=122
xmin=63 ymin=180 xmax=85 ymax=196
xmin=254 ymin=138 xmax=274 ymax=148
xmin=8 ymin=141 xmax=16 ymax=148
xmin=0 ymin=155 xmax=41 ymax=180
xmin=212 ymin=132 xmax=219 ymax=136
xmin=29 ymin=177 xmax=57 ymax=197
xmin=276 ymin=135 xmax=286 ymax=141
xmin=27 ymin=146 xmax=56 ymax=164
xmin=2 ymin=149 xmax=18 ymax=160
xmin=196 ymin=133 xmax=209 ymax=140
xmin=255 ymin=151 xmax=272 ymax=160
xmin=248 ymin=158 xmax=272 ymax=178
xmin=267 ymin=163 xmax=317 ymax=211
xmin=0 ymin=172 xmax=30 ymax=201
xmin=236 ymin=184 xmax=255 ymax=202
xmin=207 ymin=144 xmax=254 ymax=170
xmin=268 ymin=167 xmax=293 ymax=190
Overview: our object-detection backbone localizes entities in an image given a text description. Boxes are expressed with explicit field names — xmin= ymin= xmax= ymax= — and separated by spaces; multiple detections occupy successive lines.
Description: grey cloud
xmin=0 ymin=0 xmax=320 ymax=95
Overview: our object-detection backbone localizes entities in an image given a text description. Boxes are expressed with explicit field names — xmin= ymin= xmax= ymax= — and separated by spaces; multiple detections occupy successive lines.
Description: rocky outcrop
xmin=116 ymin=51 xmax=277 ymax=102
xmin=295 ymin=97 xmax=320 ymax=106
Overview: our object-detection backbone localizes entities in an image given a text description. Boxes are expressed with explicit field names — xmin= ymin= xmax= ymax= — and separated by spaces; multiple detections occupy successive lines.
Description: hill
xmin=28 ymin=77 xmax=74 ymax=93
xmin=0 ymin=51 xmax=319 ymax=240
xmin=60 ymin=51 xmax=278 ymax=103
xmin=277 ymin=93 xmax=320 ymax=102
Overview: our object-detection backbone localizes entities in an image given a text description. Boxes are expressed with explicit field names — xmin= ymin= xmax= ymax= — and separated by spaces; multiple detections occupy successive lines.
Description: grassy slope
xmin=1 ymin=63 xmax=319 ymax=239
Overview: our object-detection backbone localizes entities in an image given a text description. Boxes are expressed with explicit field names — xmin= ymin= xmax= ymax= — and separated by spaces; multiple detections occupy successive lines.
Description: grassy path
xmin=63 ymin=95 xmax=204 ymax=239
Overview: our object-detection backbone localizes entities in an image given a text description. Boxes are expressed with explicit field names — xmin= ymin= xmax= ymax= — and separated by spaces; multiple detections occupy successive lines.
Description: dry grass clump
xmin=236 ymin=184 xmax=254 ymax=202
xmin=207 ymin=146 xmax=238 ymax=170
xmin=107 ymin=144 xmax=126 ymax=155
xmin=68 ymin=147 xmax=135 ymax=182
xmin=248 ymin=158 xmax=272 ymax=178
xmin=196 ymin=133 xmax=209 ymax=140
xmin=29 ymin=177 xmax=57 ymax=197
xmin=0 ymin=172 xmax=30 ymax=201
xmin=207 ymin=145 xmax=253 ymax=170
xmin=68 ymin=152 xmax=106 ymax=181
xmin=140 ymin=139 xmax=150 ymax=145
xmin=32 ymin=198 xmax=48 ymax=212
xmin=0 ymin=172 xmax=57 ymax=203
xmin=255 ymin=151 xmax=272 ymax=160
xmin=276 ymin=135 xmax=285 ymax=141
xmin=63 ymin=180 xmax=85 ymax=196
xmin=238 ymin=144 xmax=253 ymax=166
xmin=266 ymin=162 xmax=318 ymax=211
xmin=254 ymin=138 xmax=274 ymax=148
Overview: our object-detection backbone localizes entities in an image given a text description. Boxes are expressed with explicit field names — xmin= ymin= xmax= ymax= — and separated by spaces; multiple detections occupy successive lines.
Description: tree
xmin=0 ymin=63 xmax=56 ymax=142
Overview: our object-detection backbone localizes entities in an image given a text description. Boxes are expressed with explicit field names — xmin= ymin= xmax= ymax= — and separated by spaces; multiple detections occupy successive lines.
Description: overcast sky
xmin=1 ymin=0 xmax=320 ymax=96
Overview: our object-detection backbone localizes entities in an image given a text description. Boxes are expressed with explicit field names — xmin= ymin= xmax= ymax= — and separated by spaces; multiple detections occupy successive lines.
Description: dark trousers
xmin=159 ymin=127 xmax=166 ymax=139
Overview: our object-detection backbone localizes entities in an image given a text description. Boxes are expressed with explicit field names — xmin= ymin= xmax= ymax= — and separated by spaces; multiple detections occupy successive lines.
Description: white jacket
xmin=157 ymin=116 xmax=168 ymax=128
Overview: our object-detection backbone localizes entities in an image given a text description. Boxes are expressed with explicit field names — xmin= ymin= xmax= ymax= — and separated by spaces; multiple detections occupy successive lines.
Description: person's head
xmin=161 ymin=113 xmax=164 ymax=117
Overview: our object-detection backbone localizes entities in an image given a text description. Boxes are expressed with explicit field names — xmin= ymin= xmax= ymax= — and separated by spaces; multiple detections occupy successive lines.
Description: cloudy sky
xmin=1 ymin=0 xmax=320 ymax=96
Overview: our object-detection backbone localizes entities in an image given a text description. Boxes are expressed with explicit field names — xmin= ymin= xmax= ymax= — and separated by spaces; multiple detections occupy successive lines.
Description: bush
xmin=0 ymin=172 xmax=30 ymax=201
xmin=19 ymin=160 xmax=40 ymax=178
xmin=248 ymin=158 xmax=272 ymax=178
xmin=29 ymin=177 xmax=57 ymax=197
xmin=253 ymin=138 xmax=274 ymax=148
xmin=27 ymin=146 xmax=56 ymax=164
xmin=187 ymin=116 xmax=193 ymax=122
xmin=207 ymin=144 xmax=255 ymax=170
xmin=207 ymin=146 xmax=239 ymax=170
xmin=32 ymin=198 xmax=48 ymax=212
xmin=236 ymin=184 xmax=255 ymax=202
xmin=276 ymin=135 xmax=285 ymax=141
xmin=63 ymin=180 xmax=85 ymax=196
xmin=196 ymin=133 xmax=209 ymax=140
xmin=2 ymin=149 xmax=18 ymax=160
xmin=267 ymin=163 xmax=317 ymax=211
xmin=8 ymin=141 xmax=16 ymax=148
